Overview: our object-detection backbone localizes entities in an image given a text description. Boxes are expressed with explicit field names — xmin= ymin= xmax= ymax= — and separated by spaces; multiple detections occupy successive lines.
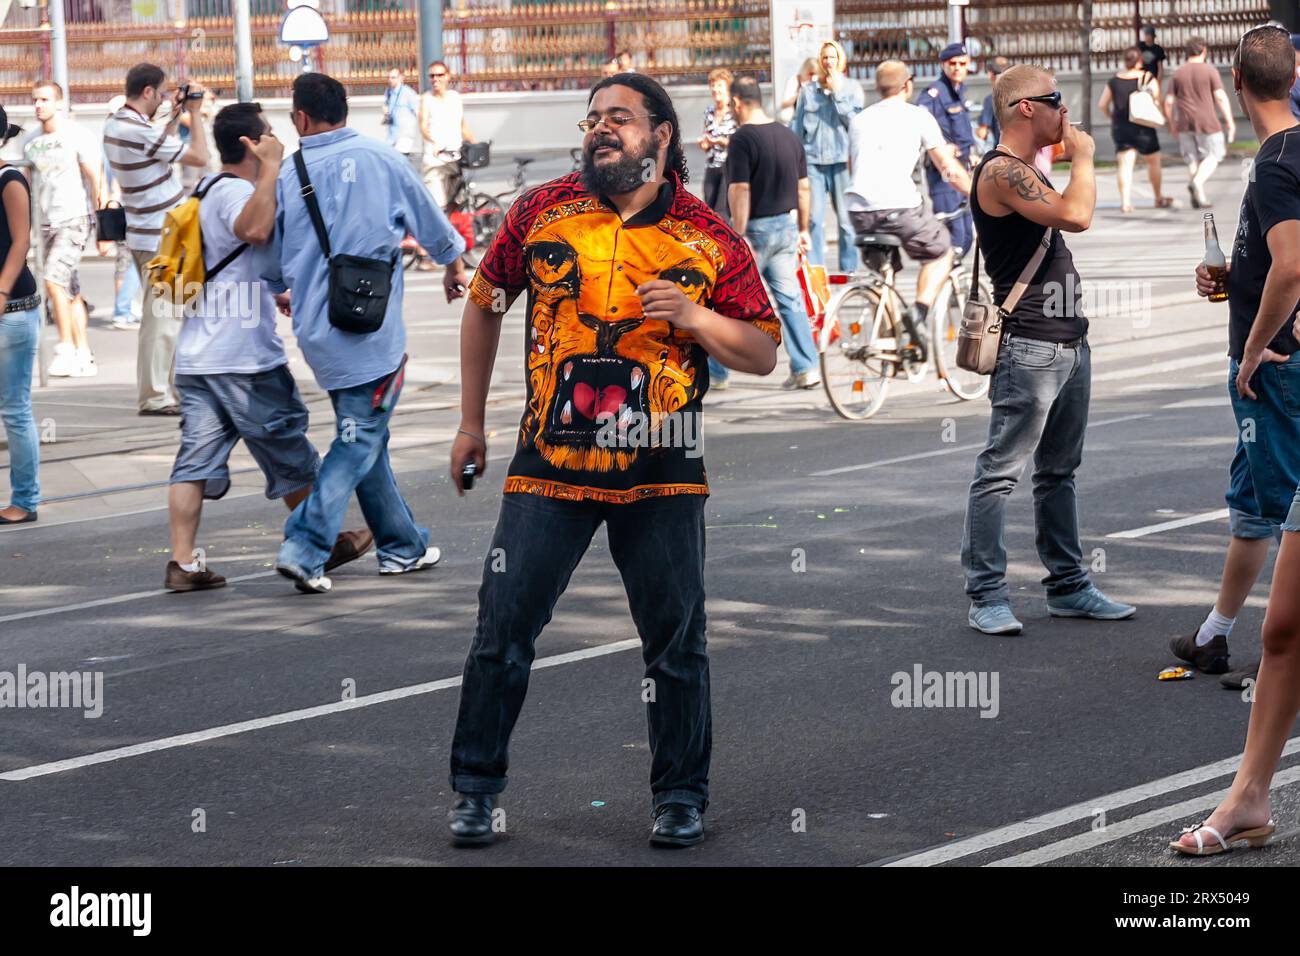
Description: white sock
xmin=179 ymin=560 xmax=200 ymax=573
xmin=1196 ymin=608 xmax=1235 ymax=646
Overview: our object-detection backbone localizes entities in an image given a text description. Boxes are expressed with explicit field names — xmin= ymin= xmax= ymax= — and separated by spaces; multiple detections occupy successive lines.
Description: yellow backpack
xmin=146 ymin=173 xmax=249 ymax=311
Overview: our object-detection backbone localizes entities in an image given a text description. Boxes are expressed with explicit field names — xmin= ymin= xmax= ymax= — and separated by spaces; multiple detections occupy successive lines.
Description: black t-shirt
xmin=1140 ymin=42 xmax=1166 ymax=80
xmin=0 ymin=167 xmax=37 ymax=299
xmin=725 ymin=121 xmax=807 ymax=220
xmin=970 ymin=151 xmax=1088 ymax=343
xmin=1228 ymin=125 xmax=1300 ymax=361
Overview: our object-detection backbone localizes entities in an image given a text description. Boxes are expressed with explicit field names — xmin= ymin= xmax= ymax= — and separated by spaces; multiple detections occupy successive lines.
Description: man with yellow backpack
xmin=160 ymin=103 xmax=371 ymax=592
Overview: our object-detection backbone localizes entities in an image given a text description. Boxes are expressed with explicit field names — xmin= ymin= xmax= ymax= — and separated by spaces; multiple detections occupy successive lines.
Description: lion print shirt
xmin=468 ymin=171 xmax=780 ymax=504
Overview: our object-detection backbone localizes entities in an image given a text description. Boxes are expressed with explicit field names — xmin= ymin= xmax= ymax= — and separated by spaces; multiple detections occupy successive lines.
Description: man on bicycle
xmin=846 ymin=60 xmax=971 ymax=361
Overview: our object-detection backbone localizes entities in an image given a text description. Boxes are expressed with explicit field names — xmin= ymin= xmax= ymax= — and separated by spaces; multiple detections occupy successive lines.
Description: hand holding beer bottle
xmin=1198 ymin=212 xmax=1229 ymax=302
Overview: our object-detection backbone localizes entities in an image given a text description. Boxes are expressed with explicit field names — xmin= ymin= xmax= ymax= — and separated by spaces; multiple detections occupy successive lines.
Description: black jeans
xmin=449 ymin=492 xmax=711 ymax=811
xmin=703 ymin=165 xmax=730 ymax=223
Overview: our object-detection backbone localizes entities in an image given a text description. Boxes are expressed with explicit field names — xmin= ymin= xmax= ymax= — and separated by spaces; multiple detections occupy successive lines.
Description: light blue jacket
xmin=792 ymin=77 xmax=865 ymax=166
xmin=258 ymin=127 xmax=465 ymax=392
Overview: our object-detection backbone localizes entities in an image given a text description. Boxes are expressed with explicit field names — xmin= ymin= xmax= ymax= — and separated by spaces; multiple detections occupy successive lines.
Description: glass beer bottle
xmin=1203 ymin=212 xmax=1229 ymax=303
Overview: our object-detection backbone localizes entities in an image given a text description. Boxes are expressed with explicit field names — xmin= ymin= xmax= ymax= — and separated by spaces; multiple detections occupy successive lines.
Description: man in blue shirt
xmin=977 ymin=56 xmax=1010 ymax=147
xmin=383 ymin=67 xmax=421 ymax=171
xmin=919 ymin=42 xmax=977 ymax=254
xmin=256 ymin=72 xmax=467 ymax=593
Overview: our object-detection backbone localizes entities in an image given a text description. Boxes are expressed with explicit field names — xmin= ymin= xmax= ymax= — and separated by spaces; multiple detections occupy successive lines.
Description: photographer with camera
xmin=103 ymin=63 xmax=211 ymax=415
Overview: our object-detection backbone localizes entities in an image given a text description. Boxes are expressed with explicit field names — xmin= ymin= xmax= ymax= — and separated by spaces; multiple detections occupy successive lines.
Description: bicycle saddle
xmin=853 ymin=233 xmax=903 ymax=248
xmin=513 ymin=156 xmax=536 ymax=166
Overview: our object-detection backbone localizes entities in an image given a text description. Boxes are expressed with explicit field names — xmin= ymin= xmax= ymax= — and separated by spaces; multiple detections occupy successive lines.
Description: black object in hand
xmin=461 ymin=463 xmax=477 ymax=490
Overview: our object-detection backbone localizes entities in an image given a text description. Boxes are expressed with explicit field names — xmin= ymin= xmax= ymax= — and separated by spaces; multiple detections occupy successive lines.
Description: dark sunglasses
xmin=429 ymin=71 xmax=449 ymax=78
xmin=1009 ymin=90 xmax=1063 ymax=110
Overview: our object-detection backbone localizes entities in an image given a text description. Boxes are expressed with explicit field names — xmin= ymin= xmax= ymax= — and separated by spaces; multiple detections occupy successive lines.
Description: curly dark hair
xmin=586 ymin=72 xmax=689 ymax=185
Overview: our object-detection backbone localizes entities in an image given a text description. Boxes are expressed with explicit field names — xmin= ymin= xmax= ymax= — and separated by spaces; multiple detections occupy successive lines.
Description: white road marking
xmin=986 ymin=764 xmax=1300 ymax=866
xmin=811 ymin=414 xmax=1150 ymax=477
xmin=1161 ymin=397 xmax=1230 ymax=408
xmin=882 ymin=737 xmax=1300 ymax=866
xmin=0 ymin=639 xmax=642 ymax=782
xmin=1093 ymin=353 xmax=1225 ymax=382
xmin=0 ymin=571 xmax=276 ymax=625
xmin=1106 ymin=509 xmax=1230 ymax=539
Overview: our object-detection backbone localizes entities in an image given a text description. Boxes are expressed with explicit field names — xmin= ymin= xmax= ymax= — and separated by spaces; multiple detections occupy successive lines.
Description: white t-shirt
xmin=420 ymin=90 xmax=464 ymax=167
xmin=22 ymin=126 xmax=95 ymax=225
xmin=176 ymin=175 xmax=287 ymax=376
xmin=846 ymin=98 xmax=945 ymax=212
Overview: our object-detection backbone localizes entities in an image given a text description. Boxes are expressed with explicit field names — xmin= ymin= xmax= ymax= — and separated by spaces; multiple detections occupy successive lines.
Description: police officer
xmin=918 ymin=42 xmax=976 ymax=254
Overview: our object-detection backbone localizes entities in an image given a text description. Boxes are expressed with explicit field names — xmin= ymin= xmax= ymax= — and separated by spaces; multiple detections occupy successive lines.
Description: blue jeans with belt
xmin=808 ymin=161 xmax=858 ymax=274
xmin=961 ymin=334 xmax=1093 ymax=604
xmin=710 ymin=214 xmax=817 ymax=382
xmin=0 ymin=306 xmax=41 ymax=512
xmin=277 ymin=366 xmax=429 ymax=577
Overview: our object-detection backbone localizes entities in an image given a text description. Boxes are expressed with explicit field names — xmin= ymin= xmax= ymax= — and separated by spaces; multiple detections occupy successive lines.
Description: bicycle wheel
xmin=819 ymin=281 xmax=898 ymax=421
xmin=933 ymin=271 xmax=991 ymax=401
xmin=463 ymin=192 xmax=505 ymax=269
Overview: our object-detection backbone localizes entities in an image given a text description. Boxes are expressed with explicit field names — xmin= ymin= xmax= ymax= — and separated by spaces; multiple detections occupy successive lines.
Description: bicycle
xmin=817 ymin=205 xmax=994 ymax=421
xmin=492 ymin=154 xmax=536 ymax=206
xmin=401 ymin=143 xmax=505 ymax=272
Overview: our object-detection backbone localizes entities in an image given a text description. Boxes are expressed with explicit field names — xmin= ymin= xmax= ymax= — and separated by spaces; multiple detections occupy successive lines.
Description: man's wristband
xmin=457 ymin=427 xmax=486 ymax=446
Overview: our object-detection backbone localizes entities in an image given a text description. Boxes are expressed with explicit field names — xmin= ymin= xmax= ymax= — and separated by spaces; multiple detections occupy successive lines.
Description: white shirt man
xmin=419 ymin=61 xmax=474 ymax=208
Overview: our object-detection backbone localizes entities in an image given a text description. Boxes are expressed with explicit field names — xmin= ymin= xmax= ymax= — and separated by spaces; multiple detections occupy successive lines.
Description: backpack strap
xmin=293 ymin=149 xmax=332 ymax=259
xmin=193 ymin=172 xmax=249 ymax=282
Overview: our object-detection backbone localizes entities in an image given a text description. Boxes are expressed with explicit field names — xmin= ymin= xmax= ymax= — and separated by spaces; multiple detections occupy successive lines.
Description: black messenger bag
xmin=293 ymin=149 xmax=394 ymax=335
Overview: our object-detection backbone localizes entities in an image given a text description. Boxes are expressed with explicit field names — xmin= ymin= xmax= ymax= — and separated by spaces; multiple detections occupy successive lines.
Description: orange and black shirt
xmin=468 ymin=171 xmax=780 ymax=504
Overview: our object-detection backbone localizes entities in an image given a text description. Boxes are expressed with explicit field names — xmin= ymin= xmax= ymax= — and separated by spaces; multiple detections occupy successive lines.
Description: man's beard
xmin=581 ymin=135 xmax=662 ymax=197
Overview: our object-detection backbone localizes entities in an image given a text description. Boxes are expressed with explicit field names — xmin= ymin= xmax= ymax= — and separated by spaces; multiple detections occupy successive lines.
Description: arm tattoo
xmin=985 ymin=156 xmax=1052 ymax=205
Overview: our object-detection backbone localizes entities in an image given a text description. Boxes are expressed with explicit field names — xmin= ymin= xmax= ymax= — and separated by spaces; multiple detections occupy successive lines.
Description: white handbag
xmin=1128 ymin=79 xmax=1166 ymax=129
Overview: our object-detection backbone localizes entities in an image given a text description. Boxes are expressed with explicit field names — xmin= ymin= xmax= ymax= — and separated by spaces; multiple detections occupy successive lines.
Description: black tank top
xmin=970 ymin=148 xmax=1087 ymax=343
xmin=0 ymin=167 xmax=37 ymax=299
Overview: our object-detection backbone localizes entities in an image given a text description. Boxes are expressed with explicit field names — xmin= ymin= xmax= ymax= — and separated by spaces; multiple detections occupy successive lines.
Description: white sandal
xmin=1169 ymin=819 xmax=1275 ymax=856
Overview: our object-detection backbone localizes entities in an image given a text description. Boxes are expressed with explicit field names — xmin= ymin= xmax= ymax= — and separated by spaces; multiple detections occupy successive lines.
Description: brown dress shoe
xmin=165 ymin=561 xmax=227 ymax=592
xmin=325 ymin=528 xmax=374 ymax=572
xmin=1169 ymin=631 xmax=1230 ymax=674
xmin=1220 ymin=659 xmax=1260 ymax=690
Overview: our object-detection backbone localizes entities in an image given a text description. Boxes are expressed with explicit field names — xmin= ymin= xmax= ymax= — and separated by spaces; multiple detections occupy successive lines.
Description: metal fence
xmin=0 ymin=0 xmax=1282 ymax=101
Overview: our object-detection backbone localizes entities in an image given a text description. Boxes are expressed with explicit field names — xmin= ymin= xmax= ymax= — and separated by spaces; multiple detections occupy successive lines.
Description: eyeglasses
xmin=1236 ymin=21 xmax=1292 ymax=60
xmin=1009 ymin=91 xmax=1063 ymax=110
xmin=429 ymin=71 xmax=448 ymax=78
xmin=577 ymin=112 xmax=654 ymax=133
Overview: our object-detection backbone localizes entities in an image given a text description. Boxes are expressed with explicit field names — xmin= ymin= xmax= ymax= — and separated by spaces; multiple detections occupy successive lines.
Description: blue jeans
xmin=961 ymin=335 xmax=1092 ymax=604
xmin=1227 ymin=352 xmax=1300 ymax=528
xmin=114 ymin=249 xmax=141 ymax=323
xmin=450 ymin=492 xmax=710 ymax=811
xmin=808 ymin=162 xmax=858 ymax=274
xmin=712 ymin=214 xmax=817 ymax=381
xmin=277 ymin=367 xmax=428 ymax=577
xmin=0 ymin=306 xmax=41 ymax=512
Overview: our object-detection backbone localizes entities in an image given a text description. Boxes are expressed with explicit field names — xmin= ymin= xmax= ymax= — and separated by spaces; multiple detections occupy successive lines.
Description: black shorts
xmin=1112 ymin=123 xmax=1160 ymax=156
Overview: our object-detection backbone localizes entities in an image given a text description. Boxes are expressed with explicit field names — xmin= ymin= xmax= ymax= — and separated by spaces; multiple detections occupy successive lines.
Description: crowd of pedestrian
xmin=4 ymin=22 xmax=1300 ymax=857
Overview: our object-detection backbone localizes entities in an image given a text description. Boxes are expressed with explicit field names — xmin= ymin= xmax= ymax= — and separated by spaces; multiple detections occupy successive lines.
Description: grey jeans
xmin=961 ymin=334 xmax=1093 ymax=604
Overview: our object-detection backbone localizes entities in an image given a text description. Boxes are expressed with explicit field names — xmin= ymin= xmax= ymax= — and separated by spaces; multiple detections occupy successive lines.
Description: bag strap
xmin=293 ymin=149 xmax=331 ymax=259
xmin=998 ymin=228 xmax=1053 ymax=317
xmin=193 ymin=172 xmax=249 ymax=282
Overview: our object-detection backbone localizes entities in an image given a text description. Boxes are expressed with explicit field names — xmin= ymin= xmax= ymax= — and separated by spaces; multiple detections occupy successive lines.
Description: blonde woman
xmin=792 ymin=41 xmax=863 ymax=272
xmin=1099 ymin=47 xmax=1169 ymax=212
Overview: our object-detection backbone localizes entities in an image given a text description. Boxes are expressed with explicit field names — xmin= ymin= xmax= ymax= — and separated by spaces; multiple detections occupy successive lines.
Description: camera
xmin=179 ymin=84 xmax=205 ymax=102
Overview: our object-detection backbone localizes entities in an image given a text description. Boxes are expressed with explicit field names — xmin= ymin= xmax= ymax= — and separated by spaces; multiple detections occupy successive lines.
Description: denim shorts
xmin=170 ymin=365 xmax=319 ymax=500
xmin=1226 ymin=354 xmax=1300 ymax=532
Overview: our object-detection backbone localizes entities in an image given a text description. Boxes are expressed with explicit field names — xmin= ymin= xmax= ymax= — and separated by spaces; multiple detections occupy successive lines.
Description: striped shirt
xmin=102 ymin=106 xmax=188 ymax=251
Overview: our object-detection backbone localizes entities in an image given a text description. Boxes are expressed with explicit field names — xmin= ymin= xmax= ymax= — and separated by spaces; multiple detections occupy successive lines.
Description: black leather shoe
xmin=650 ymin=803 xmax=704 ymax=847
xmin=448 ymin=794 xmax=498 ymax=846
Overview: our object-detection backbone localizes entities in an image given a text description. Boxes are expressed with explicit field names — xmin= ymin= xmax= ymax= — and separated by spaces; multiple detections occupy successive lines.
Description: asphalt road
xmin=2 ymin=154 xmax=1299 ymax=868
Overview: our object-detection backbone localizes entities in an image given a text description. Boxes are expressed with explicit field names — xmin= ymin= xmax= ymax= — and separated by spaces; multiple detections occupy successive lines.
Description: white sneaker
xmin=47 ymin=343 xmax=78 ymax=377
xmin=378 ymin=545 xmax=442 ymax=574
xmin=73 ymin=348 xmax=98 ymax=377
xmin=110 ymin=317 xmax=141 ymax=331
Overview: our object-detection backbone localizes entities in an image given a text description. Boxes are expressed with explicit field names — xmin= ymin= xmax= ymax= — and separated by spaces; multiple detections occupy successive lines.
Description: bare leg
xmin=70 ymin=295 xmax=90 ymax=352
xmin=1116 ymin=149 xmax=1136 ymax=210
xmin=1146 ymin=153 xmax=1165 ymax=205
xmin=1216 ymin=536 xmax=1271 ymax=619
xmin=1177 ymin=531 xmax=1300 ymax=848
xmin=45 ymin=280 xmax=74 ymax=346
xmin=168 ymin=481 xmax=205 ymax=565
xmin=914 ymin=249 xmax=954 ymax=308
